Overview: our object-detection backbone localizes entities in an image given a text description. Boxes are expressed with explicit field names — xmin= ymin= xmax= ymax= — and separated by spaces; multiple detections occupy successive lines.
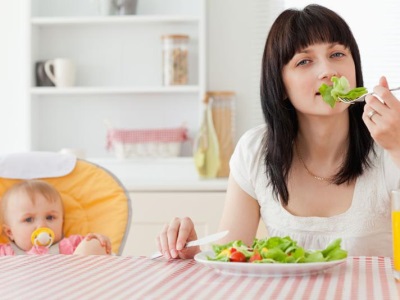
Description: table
xmin=0 ymin=255 xmax=399 ymax=299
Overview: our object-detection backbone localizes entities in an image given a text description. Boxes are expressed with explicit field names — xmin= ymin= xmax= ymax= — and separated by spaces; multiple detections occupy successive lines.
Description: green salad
xmin=319 ymin=76 xmax=367 ymax=108
xmin=207 ymin=236 xmax=347 ymax=264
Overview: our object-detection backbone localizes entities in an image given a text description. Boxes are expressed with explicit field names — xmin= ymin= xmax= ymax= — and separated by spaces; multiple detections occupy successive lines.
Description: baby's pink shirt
xmin=0 ymin=235 xmax=85 ymax=255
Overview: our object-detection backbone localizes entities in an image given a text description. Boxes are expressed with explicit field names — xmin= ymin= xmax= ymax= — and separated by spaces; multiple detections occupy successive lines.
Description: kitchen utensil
xmin=35 ymin=61 xmax=55 ymax=87
xmin=150 ymin=230 xmax=229 ymax=259
xmin=44 ymin=58 xmax=76 ymax=87
xmin=338 ymin=87 xmax=400 ymax=103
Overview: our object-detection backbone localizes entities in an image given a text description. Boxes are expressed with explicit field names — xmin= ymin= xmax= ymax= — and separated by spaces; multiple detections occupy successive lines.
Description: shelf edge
xmin=30 ymin=86 xmax=200 ymax=95
xmin=31 ymin=15 xmax=200 ymax=26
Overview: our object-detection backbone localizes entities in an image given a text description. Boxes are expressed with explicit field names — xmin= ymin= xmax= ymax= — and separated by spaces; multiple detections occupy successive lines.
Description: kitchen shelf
xmin=30 ymin=86 xmax=200 ymax=95
xmin=29 ymin=0 xmax=206 ymax=157
xmin=31 ymin=15 xmax=200 ymax=26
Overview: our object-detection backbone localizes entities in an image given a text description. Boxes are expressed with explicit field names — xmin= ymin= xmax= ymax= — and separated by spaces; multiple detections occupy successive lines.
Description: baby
xmin=0 ymin=179 xmax=111 ymax=255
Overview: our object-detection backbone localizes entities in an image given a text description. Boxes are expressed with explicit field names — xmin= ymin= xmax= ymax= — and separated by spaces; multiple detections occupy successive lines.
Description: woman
xmin=156 ymin=4 xmax=400 ymax=259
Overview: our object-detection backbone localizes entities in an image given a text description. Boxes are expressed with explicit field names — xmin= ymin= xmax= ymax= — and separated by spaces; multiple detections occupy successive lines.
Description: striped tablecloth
xmin=0 ymin=255 xmax=399 ymax=299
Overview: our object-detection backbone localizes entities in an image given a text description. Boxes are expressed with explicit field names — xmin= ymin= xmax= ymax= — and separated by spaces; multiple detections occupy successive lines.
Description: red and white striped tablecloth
xmin=0 ymin=255 xmax=399 ymax=299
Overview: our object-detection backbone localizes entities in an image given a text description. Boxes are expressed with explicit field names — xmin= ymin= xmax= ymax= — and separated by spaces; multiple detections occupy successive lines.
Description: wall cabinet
xmin=29 ymin=0 xmax=206 ymax=158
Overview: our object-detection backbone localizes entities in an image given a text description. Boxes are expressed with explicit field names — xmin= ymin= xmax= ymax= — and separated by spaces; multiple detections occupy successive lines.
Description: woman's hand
xmin=156 ymin=217 xmax=200 ymax=259
xmin=363 ymin=76 xmax=400 ymax=166
xmin=85 ymin=233 xmax=112 ymax=254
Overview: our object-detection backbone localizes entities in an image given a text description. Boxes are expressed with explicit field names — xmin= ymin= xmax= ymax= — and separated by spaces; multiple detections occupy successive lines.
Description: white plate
xmin=194 ymin=251 xmax=347 ymax=277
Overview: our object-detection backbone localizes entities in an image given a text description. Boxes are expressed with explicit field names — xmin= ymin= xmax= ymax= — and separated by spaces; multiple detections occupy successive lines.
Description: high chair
xmin=0 ymin=152 xmax=131 ymax=255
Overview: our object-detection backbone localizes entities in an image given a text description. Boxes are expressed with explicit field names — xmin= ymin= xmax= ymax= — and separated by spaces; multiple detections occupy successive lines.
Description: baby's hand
xmin=85 ymin=233 xmax=112 ymax=254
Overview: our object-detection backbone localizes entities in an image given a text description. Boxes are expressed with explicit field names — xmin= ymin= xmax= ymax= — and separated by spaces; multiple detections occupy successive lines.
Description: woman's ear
xmin=2 ymin=225 xmax=14 ymax=241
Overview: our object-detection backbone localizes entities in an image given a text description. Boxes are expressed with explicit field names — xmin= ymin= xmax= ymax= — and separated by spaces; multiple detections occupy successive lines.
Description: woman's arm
xmin=218 ymin=174 xmax=260 ymax=246
xmin=155 ymin=174 xmax=261 ymax=260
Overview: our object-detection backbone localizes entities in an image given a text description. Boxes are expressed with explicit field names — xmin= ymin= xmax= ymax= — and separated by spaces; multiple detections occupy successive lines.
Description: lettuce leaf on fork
xmin=319 ymin=76 xmax=367 ymax=108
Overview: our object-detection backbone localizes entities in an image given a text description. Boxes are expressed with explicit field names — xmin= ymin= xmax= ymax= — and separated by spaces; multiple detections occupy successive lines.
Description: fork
xmin=338 ymin=87 xmax=400 ymax=104
xmin=149 ymin=230 xmax=229 ymax=259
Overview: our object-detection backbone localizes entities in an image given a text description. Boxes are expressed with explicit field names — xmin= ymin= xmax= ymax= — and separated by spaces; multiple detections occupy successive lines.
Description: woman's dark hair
xmin=260 ymin=4 xmax=374 ymax=205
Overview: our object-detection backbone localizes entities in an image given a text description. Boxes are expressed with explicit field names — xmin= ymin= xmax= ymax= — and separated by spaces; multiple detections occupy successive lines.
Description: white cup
xmin=97 ymin=0 xmax=115 ymax=15
xmin=44 ymin=58 xmax=76 ymax=87
xmin=59 ymin=148 xmax=85 ymax=159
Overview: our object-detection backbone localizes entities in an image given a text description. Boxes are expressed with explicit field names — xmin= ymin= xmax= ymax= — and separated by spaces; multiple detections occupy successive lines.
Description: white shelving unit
xmin=29 ymin=0 xmax=206 ymax=158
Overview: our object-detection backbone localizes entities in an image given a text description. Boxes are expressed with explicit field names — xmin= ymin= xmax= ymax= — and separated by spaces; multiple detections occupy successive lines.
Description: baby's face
xmin=4 ymin=190 xmax=63 ymax=251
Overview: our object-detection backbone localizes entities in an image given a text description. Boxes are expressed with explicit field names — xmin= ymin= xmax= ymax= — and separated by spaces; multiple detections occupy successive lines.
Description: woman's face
xmin=282 ymin=42 xmax=356 ymax=116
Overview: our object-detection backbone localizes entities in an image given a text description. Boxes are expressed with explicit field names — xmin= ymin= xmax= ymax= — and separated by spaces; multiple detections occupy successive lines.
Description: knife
xmin=150 ymin=230 xmax=229 ymax=259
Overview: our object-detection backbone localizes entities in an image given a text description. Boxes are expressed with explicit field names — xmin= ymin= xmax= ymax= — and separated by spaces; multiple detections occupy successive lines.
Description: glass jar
xmin=161 ymin=35 xmax=189 ymax=85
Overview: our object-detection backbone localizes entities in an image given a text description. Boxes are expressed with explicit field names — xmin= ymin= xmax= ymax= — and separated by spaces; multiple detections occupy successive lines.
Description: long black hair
xmin=260 ymin=4 xmax=374 ymax=205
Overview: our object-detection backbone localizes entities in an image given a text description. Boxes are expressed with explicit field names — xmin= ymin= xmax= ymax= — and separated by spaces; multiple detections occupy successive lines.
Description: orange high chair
xmin=0 ymin=152 xmax=131 ymax=255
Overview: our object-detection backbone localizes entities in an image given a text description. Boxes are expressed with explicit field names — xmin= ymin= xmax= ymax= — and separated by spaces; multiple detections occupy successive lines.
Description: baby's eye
xmin=24 ymin=217 xmax=33 ymax=223
xmin=46 ymin=215 xmax=55 ymax=221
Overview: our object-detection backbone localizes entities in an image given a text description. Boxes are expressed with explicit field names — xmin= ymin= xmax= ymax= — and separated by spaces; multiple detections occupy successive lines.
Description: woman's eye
xmin=296 ymin=59 xmax=310 ymax=67
xmin=331 ymin=52 xmax=344 ymax=58
xmin=24 ymin=217 xmax=33 ymax=223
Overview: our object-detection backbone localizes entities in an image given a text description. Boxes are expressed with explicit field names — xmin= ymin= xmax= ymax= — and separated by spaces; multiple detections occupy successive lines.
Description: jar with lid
xmin=161 ymin=35 xmax=189 ymax=85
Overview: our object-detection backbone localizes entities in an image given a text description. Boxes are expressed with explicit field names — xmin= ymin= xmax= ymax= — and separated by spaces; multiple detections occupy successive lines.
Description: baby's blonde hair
xmin=1 ymin=180 xmax=63 ymax=224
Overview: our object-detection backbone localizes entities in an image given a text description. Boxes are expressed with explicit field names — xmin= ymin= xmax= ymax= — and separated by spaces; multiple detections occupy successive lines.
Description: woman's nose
xmin=318 ymin=61 xmax=338 ymax=80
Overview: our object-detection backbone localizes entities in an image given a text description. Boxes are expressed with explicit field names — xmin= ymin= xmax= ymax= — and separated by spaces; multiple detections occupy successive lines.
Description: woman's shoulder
xmin=236 ymin=124 xmax=266 ymax=152
xmin=231 ymin=124 xmax=267 ymax=190
xmin=234 ymin=124 xmax=266 ymax=161
xmin=239 ymin=124 xmax=267 ymax=143
xmin=229 ymin=125 xmax=266 ymax=199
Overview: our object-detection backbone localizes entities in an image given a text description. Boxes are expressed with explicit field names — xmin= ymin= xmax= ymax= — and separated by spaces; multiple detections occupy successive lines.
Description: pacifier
xmin=31 ymin=227 xmax=55 ymax=248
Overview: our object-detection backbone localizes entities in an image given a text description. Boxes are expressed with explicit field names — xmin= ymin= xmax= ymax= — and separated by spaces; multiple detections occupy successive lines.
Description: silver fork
xmin=338 ymin=87 xmax=400 ymax=104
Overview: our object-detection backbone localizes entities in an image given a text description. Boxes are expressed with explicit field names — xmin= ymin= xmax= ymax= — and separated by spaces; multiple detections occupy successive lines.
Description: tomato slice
xmin=230 ymin=251 xmax=246 ymax=262
xmin=249 ymin=251 xmax=262 ymax=262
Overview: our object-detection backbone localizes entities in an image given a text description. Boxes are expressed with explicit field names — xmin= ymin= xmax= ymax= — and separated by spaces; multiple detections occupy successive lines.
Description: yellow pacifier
xmin=31 ymin=227 xmax=55 ymax=248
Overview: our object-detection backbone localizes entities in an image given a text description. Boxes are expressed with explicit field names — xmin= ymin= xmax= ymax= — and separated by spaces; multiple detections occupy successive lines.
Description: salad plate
xmin=194 ymin=251 xmax=346 ymax=277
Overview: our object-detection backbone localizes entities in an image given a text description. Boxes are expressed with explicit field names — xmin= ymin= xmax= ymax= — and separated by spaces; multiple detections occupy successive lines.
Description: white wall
xmin=206 ymin=0 xmax=284 ymax=141
xmin=0 ymin=0 xmax=30 ymax=152
xmin=207 ymin=0 xmax=260 ymax=140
